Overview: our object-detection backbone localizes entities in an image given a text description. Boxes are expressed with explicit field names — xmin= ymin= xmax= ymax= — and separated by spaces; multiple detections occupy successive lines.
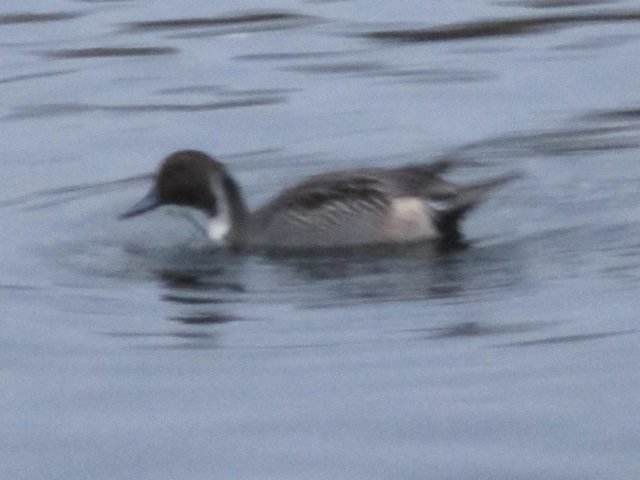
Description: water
xmin=2 ymin=1 xmax=639 ymax=478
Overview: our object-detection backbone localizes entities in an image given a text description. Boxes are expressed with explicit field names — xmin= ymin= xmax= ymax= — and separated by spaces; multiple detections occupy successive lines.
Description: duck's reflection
xmin=169 ymin=312 xmax=239 ymax=325
xmin=154 ymin=238 xmax=527 ymax=323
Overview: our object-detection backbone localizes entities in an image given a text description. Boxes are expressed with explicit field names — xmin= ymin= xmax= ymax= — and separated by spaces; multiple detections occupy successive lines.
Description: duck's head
xmin=120 ymin=150 xmax=247 ymax=242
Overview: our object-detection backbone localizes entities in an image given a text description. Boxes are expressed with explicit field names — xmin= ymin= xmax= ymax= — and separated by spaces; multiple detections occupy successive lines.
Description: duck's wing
xmin=249 ymin=169 xmax=397 ymax=247
xmin=255 ymin=160 xmax=456 ymax=215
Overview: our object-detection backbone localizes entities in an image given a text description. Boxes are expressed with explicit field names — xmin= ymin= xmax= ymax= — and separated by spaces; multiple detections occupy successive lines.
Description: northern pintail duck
xmin=121 ymin=150 xmax=516 ymax=249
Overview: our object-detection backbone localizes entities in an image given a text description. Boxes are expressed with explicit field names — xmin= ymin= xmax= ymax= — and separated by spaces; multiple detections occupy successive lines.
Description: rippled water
xmin=2 ymin=1 xmax=639 ymax=479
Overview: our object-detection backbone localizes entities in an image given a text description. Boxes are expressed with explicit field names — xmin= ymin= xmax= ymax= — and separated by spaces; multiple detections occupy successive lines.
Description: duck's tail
xmin=435 ymin=172 xmax=520 ymax=247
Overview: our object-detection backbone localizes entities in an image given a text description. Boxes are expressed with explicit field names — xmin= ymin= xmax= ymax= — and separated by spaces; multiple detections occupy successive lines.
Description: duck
xmin=120 ymin=150 xmax=517 ymax=250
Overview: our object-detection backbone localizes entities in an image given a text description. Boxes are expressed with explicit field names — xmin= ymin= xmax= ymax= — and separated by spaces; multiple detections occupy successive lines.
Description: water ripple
xmin=438 ymin=123 xmax=640 ymax=163
xmin=169 ymin=313 xmax=239 ymax=325
xmin=504 ymin=0 xmax=616 ymax=8
xmin=0 ymin=69 xmax=76 ymax=85
xmin=44 ymin=47 xmax=178 ymax=59
xmin=364 ymin=11 xmax=640 ymax=43
xmin=0 ymin=12 xmax=81 ymax=24
xmin=3 ymin=97 xmax=286 ymax=121
xmin=122 ymin=11 xmax=320 ymax=37
xmin=498 ymin=329 xmax=636 ymax=347
xmin=586 ymin=107 xmax=640 ymax=121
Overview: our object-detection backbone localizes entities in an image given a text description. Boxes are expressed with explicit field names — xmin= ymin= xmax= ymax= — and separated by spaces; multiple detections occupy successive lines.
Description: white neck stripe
xmin=207 ymin=174 xmax=232 ymax=244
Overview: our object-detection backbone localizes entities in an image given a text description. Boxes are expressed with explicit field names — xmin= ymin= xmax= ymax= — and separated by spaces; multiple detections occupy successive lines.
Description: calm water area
xmin=1 ymin=1 xmax=639 ymax=478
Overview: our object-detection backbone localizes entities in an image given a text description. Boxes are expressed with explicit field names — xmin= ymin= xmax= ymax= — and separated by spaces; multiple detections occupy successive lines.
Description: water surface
xmin=1 ymin=1 xmax=639 ymax=479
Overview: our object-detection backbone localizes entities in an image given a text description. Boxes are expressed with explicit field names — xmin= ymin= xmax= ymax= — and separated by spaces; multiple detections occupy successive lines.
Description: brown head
xmin=121 ymin=150 xmax=243 ymax=219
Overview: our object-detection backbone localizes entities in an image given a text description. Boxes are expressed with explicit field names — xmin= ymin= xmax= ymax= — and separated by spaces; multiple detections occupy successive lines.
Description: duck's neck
xmin=207 ymin=174 xmax=249 ymax=245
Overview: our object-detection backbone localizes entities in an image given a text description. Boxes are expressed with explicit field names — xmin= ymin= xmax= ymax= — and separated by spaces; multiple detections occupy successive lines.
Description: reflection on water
xmin=256 ymin=242 xmax=524 ymax=305
xmin=415 ymin=320 xmax=552 ymax=338
xmin=103 ymin=330 xmax=222 ymax=350
xmin=157 ymin=269 xmax=246 ymax=293
xmin=169 ymin=313 xmax=238 ymax=325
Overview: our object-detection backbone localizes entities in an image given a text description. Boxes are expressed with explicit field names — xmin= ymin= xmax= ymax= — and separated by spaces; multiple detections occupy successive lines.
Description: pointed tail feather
xmin=435 ymin=172 xmax=520 ymax=245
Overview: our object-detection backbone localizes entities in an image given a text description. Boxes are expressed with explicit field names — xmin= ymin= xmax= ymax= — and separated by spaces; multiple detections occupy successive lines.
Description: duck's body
xmin=121 ymin=150 xmax=516 ymax=250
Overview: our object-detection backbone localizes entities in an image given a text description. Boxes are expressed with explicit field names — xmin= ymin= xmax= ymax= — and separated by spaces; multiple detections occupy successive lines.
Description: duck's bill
xmin=119 ymin=188 xmax=161 ymax=219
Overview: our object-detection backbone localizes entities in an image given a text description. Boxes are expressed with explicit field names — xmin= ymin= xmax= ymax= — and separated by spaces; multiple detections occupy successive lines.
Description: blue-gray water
xmin=1 ymin=1 xmax=639 ymax=479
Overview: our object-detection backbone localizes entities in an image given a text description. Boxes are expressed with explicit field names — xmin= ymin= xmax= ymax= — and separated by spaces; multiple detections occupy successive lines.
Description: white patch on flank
xmin=206 ymin=176 xmax=231 ymax=244
xmin=386 ymin=197 xmax=438 ymax=240
xmin=208 ymin=217 xmax=230 ymax=243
